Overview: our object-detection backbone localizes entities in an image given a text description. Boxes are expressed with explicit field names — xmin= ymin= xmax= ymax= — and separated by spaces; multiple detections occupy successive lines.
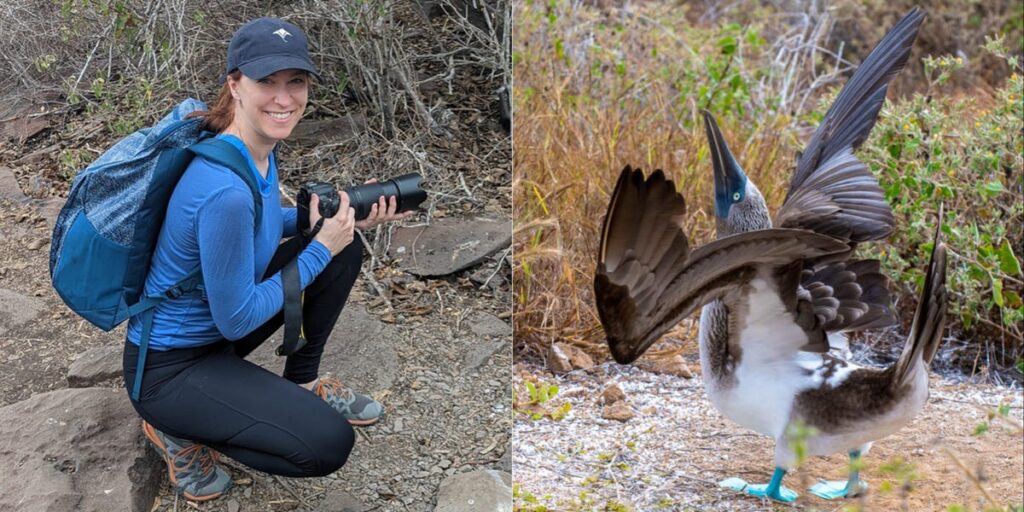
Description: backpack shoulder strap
xmin=126 ymin=266 xmax=205 ymax=401
xmin=188 ymin=138 xmax=264 ymax=228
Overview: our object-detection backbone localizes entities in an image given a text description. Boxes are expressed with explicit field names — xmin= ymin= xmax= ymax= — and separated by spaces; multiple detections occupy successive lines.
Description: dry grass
xmin=513 ymin=1 xmax=851 ymax=359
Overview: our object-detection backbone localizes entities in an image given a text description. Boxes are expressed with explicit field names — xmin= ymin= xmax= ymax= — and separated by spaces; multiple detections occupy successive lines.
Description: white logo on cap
xmin=273 ymin=28 xmax=292 ymax=42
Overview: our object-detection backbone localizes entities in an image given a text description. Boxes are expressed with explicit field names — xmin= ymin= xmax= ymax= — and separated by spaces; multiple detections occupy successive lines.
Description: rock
xmin=547 ymin=343 xmax=573 ymax=373
xmin=467 ymin=311 xmax=511 ymax=337
xmin=0 ymin=388 xmax=162 ymax=512
xmin=548 ymin=342 xmax=594 ymax=374
xmin=602 ymin=402 xmax=634 ymax=422
xmin=28 ymin=174 xmax=52 ymax=196
xmin=463 ymin=340 xmax=506 ymax=372
xmin=0 ymin=288 xmax=45 ymax=336
xmin=34 ymin=197 xmax=64 ymax=232
xmin=227 ymin=499 xmax=240 ymax=512
xmin=469 ymin=262 xmax=505 ymax=289
xmin=0 ymin=106 xmax=51 ymax=144
xmin=388 ymin=217 xmax=511 ymax=277
xmin=435 ymin=470 xmax=512 ymax=512
xmin=498 ymin=449 xmax=511 ymax=472
xmin=0 ymin=166 xmax=27 ymax=203
xmin=639 ymin=354 xmax=693 ymax=378
xmin=287 ymin=114 xmax=367 ymax=146
xmin=26 ymin=237 xmax=47 ymax=250
xmin=318 ymin=489 xmax=368 ymax=512
xmin=67 ymin=345 xmax=124 ymax=387
xmin=247 ymin=305 xmax=400 ymax=393
xmin=599 ymin=384 xmax=625 ymax=405
xmin=569 ymin=348 xmax=595 ymax=370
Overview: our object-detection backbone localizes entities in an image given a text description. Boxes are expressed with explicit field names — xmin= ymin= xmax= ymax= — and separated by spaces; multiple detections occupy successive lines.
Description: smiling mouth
xmin=265 ymin=111 xmax=294 ymax=120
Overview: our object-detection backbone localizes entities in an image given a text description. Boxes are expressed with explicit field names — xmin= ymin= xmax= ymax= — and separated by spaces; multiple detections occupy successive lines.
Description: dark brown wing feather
xmin=776 ymin=8 xmax=925 ymax=242
xmin=800 ymin=258 xmax=897 ymax=333
xmin=595 ymin=167 xmax=851 ymax=364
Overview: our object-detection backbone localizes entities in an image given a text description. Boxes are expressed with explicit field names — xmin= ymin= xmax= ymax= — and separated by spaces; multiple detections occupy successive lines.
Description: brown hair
xmin=186 ymin=70 xmax=241 ymax=133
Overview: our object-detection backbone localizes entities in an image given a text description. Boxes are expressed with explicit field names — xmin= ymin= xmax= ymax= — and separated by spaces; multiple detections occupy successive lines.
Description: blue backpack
xmin=49 ymin=98 xmax=263 ymax=400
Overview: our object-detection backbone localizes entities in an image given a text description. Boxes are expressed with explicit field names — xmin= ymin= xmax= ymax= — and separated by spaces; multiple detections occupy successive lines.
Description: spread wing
xmin=595 ymin=166 xmax=851 ymax=364
xmin=775 ymin=8 xmax=924 ymax=242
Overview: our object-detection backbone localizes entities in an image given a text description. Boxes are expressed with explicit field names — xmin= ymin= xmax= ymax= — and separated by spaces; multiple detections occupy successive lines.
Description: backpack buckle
xmin=164 ymin=287 xmax=184 ymax=299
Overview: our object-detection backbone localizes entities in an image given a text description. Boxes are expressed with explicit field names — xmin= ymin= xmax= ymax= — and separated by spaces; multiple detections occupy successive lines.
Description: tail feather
xmin=892 ymin=213 xmax=948 ymax=387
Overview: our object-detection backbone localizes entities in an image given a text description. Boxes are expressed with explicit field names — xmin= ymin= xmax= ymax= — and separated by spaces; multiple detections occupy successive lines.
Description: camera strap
xmin=302 ymin=218 xmax=325 ymax=241
xmin=277 ymin=257 xmax=307 ymax=356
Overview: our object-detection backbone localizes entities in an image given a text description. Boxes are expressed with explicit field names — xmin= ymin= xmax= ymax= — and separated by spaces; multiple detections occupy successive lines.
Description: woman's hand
xmin=307 ymin=193 xmax=323 ymax=231
xmin=312 ymin=193 xmax=355 ymax=256
xmin=351 ymin=179 xmax=415 ymax=230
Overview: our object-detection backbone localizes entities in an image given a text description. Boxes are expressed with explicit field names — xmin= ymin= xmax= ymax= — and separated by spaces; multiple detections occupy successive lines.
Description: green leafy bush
xmin=855 ymin=38 xmax=1023 ymax=361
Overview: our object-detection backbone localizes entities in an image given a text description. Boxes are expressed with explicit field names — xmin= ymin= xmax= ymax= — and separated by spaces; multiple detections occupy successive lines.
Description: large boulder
xmin=388 ymin=217 xmax=511 ymax=277
xmin=0 ymin=387 xmax=162 ymax=512
xmin=67 ymin=345 xmax=123 ymax=388
xmin=434 ymin=470 xmax=512 ymax=512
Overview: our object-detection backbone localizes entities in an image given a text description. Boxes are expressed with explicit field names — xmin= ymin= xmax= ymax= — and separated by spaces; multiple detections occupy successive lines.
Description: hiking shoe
xmin=142 ymin=421 xmax=232 ymax=501
xmin=312 ymin=377 xmax=384 ymax=426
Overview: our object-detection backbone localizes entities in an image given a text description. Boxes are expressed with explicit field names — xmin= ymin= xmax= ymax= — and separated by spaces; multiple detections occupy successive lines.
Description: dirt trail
xmin=513 ymin=360 xmax=1023 ymax=511
xmin=0 ymin=193 xmax=512 ymax=511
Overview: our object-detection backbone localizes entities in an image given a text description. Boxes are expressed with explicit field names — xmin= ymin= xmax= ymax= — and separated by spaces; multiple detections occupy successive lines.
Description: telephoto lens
xmin=344 ymin=173 xmax=427 ymax=220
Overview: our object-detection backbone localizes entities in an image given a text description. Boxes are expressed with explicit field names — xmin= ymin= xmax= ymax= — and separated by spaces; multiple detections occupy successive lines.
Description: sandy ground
xmin=513 ymin=359 xmax=1023 ymax=511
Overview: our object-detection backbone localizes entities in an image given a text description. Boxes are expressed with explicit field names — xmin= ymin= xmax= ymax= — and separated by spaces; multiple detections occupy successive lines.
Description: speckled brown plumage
xmin=793 ymin=366 xmax=912 ymax=432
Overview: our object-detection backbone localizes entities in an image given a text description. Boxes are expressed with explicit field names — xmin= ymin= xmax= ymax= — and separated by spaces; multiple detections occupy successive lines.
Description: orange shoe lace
xmin=172 ymin=444 xmax=221 ymax=477
xmin=312 ymin=377 xmax=353 ymax=401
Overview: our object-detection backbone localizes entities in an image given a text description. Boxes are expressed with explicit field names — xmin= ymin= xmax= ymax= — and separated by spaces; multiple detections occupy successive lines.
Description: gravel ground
xmin=0 ymin=197 xmax=512 ymax=511
xmin=513 ymin=358 xmax=1024 ymax=511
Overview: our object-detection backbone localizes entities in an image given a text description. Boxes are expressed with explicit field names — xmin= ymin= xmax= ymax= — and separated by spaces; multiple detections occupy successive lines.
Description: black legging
xmin=123 ymin=236 xmax=363 ymax=477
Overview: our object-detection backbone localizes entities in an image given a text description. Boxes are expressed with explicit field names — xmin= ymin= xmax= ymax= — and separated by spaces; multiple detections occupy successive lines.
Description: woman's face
xmin=228 ymin=69 xmax=309 ymax=147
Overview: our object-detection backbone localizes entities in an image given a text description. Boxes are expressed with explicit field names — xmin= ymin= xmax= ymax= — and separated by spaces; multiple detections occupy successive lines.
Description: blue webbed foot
xmin=718 ymin=477 xmax=748 ymax=493
xmin=746 ymin=482 xmax=799 ymax=502
xmin=808 ymin=479 xmax=868 ymax=500
xmin=718 ymin=474 xmax=799 ymax=503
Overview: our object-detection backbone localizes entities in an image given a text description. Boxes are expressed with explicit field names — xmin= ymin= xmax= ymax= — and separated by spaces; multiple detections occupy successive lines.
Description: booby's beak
xmin=703 ymin=110 xmax=746 ymax=218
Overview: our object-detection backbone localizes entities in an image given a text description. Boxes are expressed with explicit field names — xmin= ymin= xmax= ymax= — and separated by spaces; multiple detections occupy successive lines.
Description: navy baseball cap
xmin=221 ymin=17 xmax=321 ymax=83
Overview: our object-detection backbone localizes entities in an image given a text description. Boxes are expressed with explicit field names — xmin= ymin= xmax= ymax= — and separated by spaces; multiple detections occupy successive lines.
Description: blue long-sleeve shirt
xmin=126 ymin=134 xmax=331 ymax=350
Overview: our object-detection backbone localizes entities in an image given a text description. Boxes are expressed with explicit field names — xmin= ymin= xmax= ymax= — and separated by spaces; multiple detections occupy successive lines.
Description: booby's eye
xmin=732 ymin=191 xmax=741 ymax=201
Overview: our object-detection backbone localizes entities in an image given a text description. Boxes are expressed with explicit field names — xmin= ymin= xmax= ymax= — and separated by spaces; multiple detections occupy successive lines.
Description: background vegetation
xmin=512 ymin=0 xmax=1023 ymax=377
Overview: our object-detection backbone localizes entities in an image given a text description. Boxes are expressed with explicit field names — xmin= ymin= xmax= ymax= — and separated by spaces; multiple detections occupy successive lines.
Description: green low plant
xmin=514 ymin=379 xmax=572 ymax=420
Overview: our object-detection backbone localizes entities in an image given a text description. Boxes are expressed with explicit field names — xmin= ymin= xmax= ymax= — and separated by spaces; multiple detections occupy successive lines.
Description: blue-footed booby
xmin=594 ymin=7 xmax=949 ymax=504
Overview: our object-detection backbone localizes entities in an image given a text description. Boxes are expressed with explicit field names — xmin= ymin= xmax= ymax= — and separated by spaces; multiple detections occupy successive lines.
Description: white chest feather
xmin=705 ymin=278 xmax=816 ymax=438
xmin=739 ymin=278 xmax=811 ymax=362
xmin=712 ymin=361 xmax=805 ymax=438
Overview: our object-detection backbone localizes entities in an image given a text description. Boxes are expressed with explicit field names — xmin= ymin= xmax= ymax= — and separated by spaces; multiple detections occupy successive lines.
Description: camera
xmin=296 ymin=173 xmax=427 ymax=234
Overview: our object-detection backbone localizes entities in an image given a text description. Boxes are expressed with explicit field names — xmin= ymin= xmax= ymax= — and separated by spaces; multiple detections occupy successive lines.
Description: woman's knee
xmin=311 ymin=236 xmax=363 ymax=294
xmin=307 ymin=424 xmax=355 ymax=476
